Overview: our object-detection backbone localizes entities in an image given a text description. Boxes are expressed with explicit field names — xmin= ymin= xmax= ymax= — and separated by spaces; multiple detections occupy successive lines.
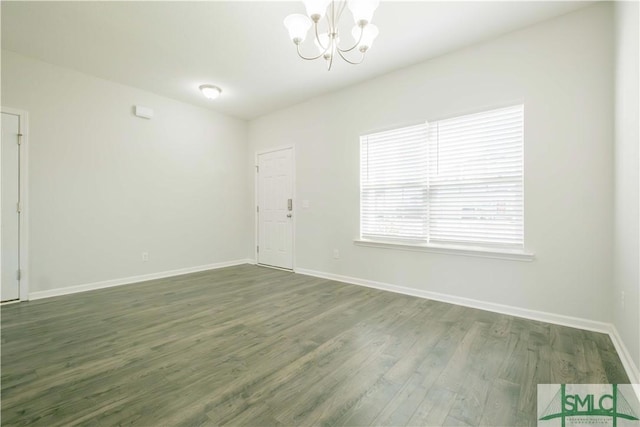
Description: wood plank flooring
xmin=0 ymin=264 xmax=630 ymax=426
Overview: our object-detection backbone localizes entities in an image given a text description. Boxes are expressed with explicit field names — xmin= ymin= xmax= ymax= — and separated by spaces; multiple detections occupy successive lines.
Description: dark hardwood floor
xmin=0 ymin=264 xmax=630 ymax=426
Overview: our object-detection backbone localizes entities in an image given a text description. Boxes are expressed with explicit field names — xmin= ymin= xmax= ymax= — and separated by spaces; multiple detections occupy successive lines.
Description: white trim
xmin=295 ymin=267 xmax=608 ymax=332
xmin=29 ymin=259 xmax=252 ymax=301
xmin=257 ymin=264 xmax=294 ymax=272
xmin=254 ymin=145 xmax=296 ymax=157
xmin=254 ymin=159 xmax=258 ymax=263
xmin=254 ymin=145 xmax=296 ymax=270
xmin=354 ymin=239 xmax=535 ymax=262
xmin=607 ymin=325 xmax=640 ymax=401
xmin=1 ymin=107 xmax=30 ymax=302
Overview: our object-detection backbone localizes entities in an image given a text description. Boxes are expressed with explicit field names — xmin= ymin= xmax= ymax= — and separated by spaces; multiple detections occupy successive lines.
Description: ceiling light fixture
xmin=284 ymin=0 xmax=380 ymax=71
xmin=199 ymin=84 xmax=222 ymax=100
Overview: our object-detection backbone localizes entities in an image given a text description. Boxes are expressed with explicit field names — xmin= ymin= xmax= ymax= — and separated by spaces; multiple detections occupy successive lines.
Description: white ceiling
xmin=1 ymin=1 xmax=590 ymax=120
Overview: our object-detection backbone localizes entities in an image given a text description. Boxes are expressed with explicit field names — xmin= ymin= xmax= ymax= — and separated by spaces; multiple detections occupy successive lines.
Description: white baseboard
xmin=607 ymin=325 xmax=640 ymax=399
xmin=295 ymin=268 xmax=611 ymax=333
xmin=295 ymin=267 xmax=640 ymax=391
xmin=29 ymin=259 xmax=253 ymax=301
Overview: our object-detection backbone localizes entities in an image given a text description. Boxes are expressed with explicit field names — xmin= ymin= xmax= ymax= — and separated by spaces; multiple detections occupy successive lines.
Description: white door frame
xmin=1 ymin=107 xmax=30 ymax=302
xmin=254 ymin=145 xmax=296 ymax=271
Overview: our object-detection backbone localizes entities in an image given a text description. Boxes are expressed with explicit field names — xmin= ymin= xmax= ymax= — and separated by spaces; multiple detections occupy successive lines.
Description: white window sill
xmin=353 ymin=239 xmax=535 ymax=262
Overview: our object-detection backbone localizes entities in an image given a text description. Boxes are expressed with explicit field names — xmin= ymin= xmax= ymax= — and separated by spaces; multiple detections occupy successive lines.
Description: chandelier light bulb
xmin=347 ymin=0 xmax=380 ymax=26
xmin=284 ymin=14 xmax=312 ymax=44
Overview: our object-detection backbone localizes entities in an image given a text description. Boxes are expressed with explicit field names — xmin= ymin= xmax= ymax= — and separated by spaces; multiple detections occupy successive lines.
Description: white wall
xmin=249 ymin=4 xmax=615 ymax=322
xmin=613 ymin=1 xmax=640 ymax=376
xmin=0 ymin=1 xmax=635 ymax=376
xmin=1 ymin=50 xmax=249 ymax=293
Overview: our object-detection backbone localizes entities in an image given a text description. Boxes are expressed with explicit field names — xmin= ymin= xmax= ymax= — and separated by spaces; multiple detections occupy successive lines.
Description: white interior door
xmin=257 ymin=148 xmax=293 ymax=269
xmin=1 ymin=112 xmax=21 ymax=302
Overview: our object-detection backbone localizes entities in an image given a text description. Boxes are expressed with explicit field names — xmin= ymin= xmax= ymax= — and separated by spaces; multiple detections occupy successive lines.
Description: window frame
xmin=357 ymin=106 xmax=533 ymax=261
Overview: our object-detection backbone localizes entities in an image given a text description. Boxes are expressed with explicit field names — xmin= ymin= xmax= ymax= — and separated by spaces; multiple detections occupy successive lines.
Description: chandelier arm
xmin=315 ymin=19 xmax=328 ymax=51
xmin=336 ymin=48 xmax=366 ymax=65
xmin=296 ymin=42 xmax=330 ymax=61
xmin=328 ymin=47 xmax=335 ymax=70
xmin=296 ymin=21 xmax=331 ymax=61
xmin=337 ymin=24 xmax=364 ymax=53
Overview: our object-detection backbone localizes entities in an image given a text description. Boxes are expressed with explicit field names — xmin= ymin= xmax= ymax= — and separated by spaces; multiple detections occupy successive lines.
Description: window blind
xmin=359 ymin=105 xmax=524 ymax=248
xmin=427 ymin=105 xmax=524 ymax=247
xmin=360 ymin=123 xmax=429 ymax=242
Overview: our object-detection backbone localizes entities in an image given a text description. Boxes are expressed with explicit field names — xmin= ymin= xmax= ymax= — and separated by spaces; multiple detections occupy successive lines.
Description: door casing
xmin=1 ymin=107 xmax=29 ymax=302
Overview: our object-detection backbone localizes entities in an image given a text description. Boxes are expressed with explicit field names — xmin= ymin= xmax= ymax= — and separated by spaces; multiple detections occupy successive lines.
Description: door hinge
xmin=17 ymin=269 xmax=21 ymax=281
xmin=16 ymin=202 xmax=21 ymax=213
xmin=256 ymin=206 xmax=259 ymax=213
xmin=255 ymin=165 xmax=259 ymax=173
xmin=17 ymin=133 xmax=23 ymax=145
xmin=256 ymin=245 xmax=259 ymax=253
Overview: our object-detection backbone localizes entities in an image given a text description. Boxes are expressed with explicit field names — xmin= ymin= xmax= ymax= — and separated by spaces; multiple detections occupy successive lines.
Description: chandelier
xmin=283 ymin=0 xmax=380 ymax=71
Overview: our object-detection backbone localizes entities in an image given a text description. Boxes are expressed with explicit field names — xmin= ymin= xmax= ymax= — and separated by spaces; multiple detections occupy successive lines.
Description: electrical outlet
xmin=142 ymin=252 xmax=149 ymax=262
xmin=333 ymin=249 xmax=340 ymax=259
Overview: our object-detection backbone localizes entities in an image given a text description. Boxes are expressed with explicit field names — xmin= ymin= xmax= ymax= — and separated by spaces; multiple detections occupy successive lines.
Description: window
xmin=360 ymin=105 xmax=524 ymax=249
xmin=360 ymin=123 xmax=429 ymax=242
